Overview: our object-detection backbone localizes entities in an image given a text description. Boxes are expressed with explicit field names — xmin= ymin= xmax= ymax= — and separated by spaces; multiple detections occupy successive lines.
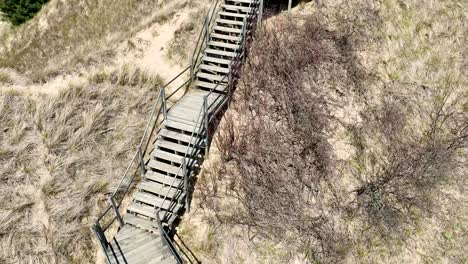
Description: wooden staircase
xmin=96 ymin=0 xmax=262 ymax=263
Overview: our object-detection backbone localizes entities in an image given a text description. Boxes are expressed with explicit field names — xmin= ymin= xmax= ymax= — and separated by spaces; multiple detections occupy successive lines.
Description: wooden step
xmin=155 ymin=140 xmax=201 ymax=158
xmin=127 ymin=200 xmax=180 ymax=225
xmin=145 ymin=170 xmax=182 ymax=186
xmin=199 ymin=64 xmax=230 ymax=74
xmin=108 ymin=236 xmax=167 ymax=264
xmin=205 ymin=48 xmax=238 ymax=58
xmin=219 ymin=11 xmax=248 ymax=18
xmin=197 ymin=72 xmax=229 ymax=82
xmin=216 ymin=18 xmax=244 ymax=26
xmin=226 ymin=0 xmax=258 ymax=4
xmin=222 ymin=4 xmax=254 ymax=13
xmin=201 ymin=55 xmax=232 ymax=65
xmin=152 ymin=148 xmax=184 ymax=164
xmin=208 ymin=41 xmax=240 ymax=50
xmin=109 ymin=232 xmax=159 ymax=257
xmin=213 ymin=25 xmax=242 ymax=34
xmin=194 ymin=80 xmax=228 ymax=92
xmin=124 ymin=214 xmax=159 ymax=233
xmin=159 ymin=128 xmax=200 ymax=144
xmin=148 ymin=159 xmax=185 ymax=176
xmin=163 ymin=119 xmax=201 ymax=133
xmin=210 ymin=33 xmax=241 ymax=42
xmin=114 ymin=225 xmax=147 ymax=241
xmin=127 ymin=202 xmax=158 ymax=219
xmin=139 ymin=180 xmax=179 ymax=198
xmin=134 ymin=192 xmax=182 ymax=211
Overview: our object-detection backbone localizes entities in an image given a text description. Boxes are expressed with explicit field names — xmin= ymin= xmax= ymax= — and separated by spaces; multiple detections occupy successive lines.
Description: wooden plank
xmin=194 ymin=80 xmax=228 ymax=91
xmin=199 ymin=64 xmax=230 ymax=74
xmin=197 ymin=72 xmax=229 ymax=82
xmin=159 ymin=128 xmax=200 ymax=144
xmin=139 ymin=180 xmax=179 ymax=198
xmin=208 ymin=41 xmax=240 ymax=50
xmin=221 ymin=4 xmax=253 ymax=13
xmin=227 ymin=0 xmax=258 ymax=4
xmin=210 ymin=33 xmax=241 ymax=42
xmin=145 ymin=170 xmax=182 ymax=186
xmin=124 ymin=214 xmax=159 ymax=233
xmin=205 ymin=48 xmax=238 ymax=58
xmin=163 ymin=119 xmax=201 ymax=133
xmin=213 ymin=25 xmax=242 ymax=34
xmin=134 ymin=192 xmax=182 ymax=211
xmin=219 ymin=11 xmax=247 ymax=18
xmin=148 ymin=159 xmax=185 ymax=176
xmin=201 ymin=55 xmax=232 ymax=65
xmin=216 ymin=18 xmax=244 ymax=26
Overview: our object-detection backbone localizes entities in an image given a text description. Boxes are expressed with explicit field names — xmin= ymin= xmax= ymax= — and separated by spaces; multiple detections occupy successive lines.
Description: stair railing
xmin=92 ymin=66 xmax=191 ymax=262
xmin=94 ymin=0 xmax=263 ymax=262
xmin=156 ymin=0 xmax=260 ymax=231
xmin=190 ymin=0 xmax=222 ymax=83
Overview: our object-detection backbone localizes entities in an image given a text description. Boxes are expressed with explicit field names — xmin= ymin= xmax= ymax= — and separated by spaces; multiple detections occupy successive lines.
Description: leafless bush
xmin=203 ymin=14 xmax=373 ymax=262
xmin=349 ymin=86 xmax=467 ymax=237
xmin=196 ymin=9 xmax=467 ymax=263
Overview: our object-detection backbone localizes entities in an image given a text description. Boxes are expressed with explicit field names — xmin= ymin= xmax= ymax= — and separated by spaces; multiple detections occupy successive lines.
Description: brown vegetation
xmin=181 ymin=2 xmax=467 ymax=263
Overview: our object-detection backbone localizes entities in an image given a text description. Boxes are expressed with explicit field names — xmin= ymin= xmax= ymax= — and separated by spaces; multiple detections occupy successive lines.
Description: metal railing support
xmin=109 ymin=196 xmax=124 ymax=227
xmin=161 ymin=88 xmax=167 ymax=120
xmin=183 ymin=158 xmax=190 ymax=213
xmin=92 ymin=223 xmax=112 ymax=264
xmin=258 ymin=0 xmax=264 ymax=27
xmin=205 ymin=18 xmax=209 ymax=45
xmin=203 ymin=96 xmax=209 ymax=154
xmin=137 ymin=147 xmax=145 ymax=175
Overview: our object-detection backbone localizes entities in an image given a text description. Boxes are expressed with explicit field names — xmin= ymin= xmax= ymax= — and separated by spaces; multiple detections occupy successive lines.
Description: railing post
xmin=92 ymin=223 xmax=112 ymax=264
xmin=258 ymin=0 xmax=264 ymax=27
xmin=183 ymin=158 xmax=190 ymax=213
xmin=203 ymin=96 xmax=209 ymax=154
xmin=205 ymin=18 xmax=209 ymax=45
xmin=138 ymin=147 xmax=145 ymax=175
xmin=109 ymin=196 xmax=124 ymax=228
xmin=161 ymin=88 xmax=167 ymax=120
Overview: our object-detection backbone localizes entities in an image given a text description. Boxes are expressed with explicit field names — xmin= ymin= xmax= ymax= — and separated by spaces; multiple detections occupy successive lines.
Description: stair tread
xmin=205 ymin=48 xmax=238 ymax=58
xmin=148 ymin=159 xmax=185 ymax=176
xmin=124 ymin=214 xmax=159 ymax=233
xmin=222 ymin=4 xmax=254 ymax=13
xmin=134 ymin=191 xmax=182 ymax=211
xmin=210 ymin=33 xmax=241 ymax=42
xmin=200 ymin=64 xmax=229 ymax=74
xmin=208 ymin=40 xmax=240 ymax=50
xmin=159 ymin=128 xmax=201 ymax=144
xmin=219 ymin=11 xmax=248 ymax=18
xmin=201 ymin=55 xmax=232 ymax=65
xmin=194 ymin=80 xmax=228 ymax=92
xmin=213 ymin=25 xmax=243 ymax=34
xmin=128 ymin=202 xmax=181 ymax=220
xmin=163 ymin=119 xmax=202 ymax=133
xmin=216 ymin=18 xmax=244 ymax=26
xmin=226 ymin=0 xmax=258 ymax=4
xmin=197 ymin=72 xmax=229 ymax=82
xmin=139 ymin=180 xmax=179 ymax=198
xmin=145 ymin=170 xmax=182 ymax=186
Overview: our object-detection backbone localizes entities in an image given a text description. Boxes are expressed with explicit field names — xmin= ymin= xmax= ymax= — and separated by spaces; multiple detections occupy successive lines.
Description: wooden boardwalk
xmin=98 ymin=0 xmax=261 ymax=263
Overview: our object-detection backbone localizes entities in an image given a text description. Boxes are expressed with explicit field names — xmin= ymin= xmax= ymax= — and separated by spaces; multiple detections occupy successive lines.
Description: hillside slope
xmin=0 ymin=0 xmax=209 ymax=263
xmin=176 ymin=1 xmax=467 ymax=263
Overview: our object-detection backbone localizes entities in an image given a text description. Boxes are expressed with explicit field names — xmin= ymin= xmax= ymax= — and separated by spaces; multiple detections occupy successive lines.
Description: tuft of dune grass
xmin=0 ymin=66 xmax=163 ymax=263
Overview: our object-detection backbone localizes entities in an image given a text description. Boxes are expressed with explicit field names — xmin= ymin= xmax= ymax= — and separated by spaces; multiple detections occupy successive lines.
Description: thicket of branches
xmin=197 ymin=13 xmax=467 ymax=263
